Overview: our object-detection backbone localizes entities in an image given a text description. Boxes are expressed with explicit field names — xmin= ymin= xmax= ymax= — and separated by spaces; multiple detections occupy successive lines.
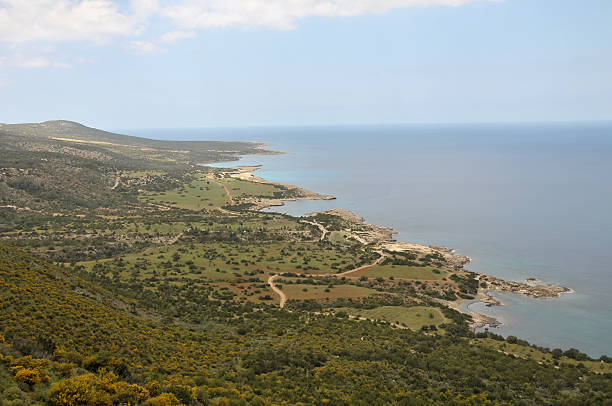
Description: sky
xmin=0 ymin=0 xmax=610 ymax=129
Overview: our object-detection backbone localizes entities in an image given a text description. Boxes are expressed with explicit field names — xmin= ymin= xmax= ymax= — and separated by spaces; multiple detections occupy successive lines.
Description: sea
xmin=123 ymin=122 xmax=612 ymax=358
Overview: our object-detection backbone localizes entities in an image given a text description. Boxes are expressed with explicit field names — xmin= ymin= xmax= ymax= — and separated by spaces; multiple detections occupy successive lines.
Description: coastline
xmin=223 ymin=165 xmax=336 ymax=210
xmin=212 ymin=163 xmax=574 ymax=333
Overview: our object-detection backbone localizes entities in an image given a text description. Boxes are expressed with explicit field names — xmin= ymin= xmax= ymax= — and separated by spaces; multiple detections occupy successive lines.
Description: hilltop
xmin=0 ymin=120 xmax=266 ymax=158
xmin=0 ymin=120 xmax=272 ymax=212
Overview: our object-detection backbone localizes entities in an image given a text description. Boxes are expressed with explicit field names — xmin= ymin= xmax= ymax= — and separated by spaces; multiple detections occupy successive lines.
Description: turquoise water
xmin=124 ymin=123 xmax=612 ymax=357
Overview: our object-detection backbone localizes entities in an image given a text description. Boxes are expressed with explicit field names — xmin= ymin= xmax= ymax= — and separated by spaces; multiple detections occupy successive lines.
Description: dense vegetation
xmin=0 ymin=121 xmax=610 ymax=405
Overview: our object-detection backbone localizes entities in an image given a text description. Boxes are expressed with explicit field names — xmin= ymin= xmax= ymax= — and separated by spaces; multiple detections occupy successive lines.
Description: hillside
xmin=0 ymin=121 xmax=270 ymax=212
xmin=2 ymin=243 xmax=611 ymax=405
xmin=0 ymin=120 xmax=265 ymax=158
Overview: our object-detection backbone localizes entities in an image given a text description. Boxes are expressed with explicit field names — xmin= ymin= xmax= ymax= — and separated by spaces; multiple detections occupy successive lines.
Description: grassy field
xmin=339 ymin=305 xmax=447 ymax=330
xmin=139 ymin=175 xmax=298 ymax=211
xmin=244 ymin=242 xmax=369 ymax=273
xmin=473 ymin=338 xmax=612 ymax=374
xmin=328 ymin=231 xmax=360 ymax=245
xmin=140 ymin=174 xmax=229 ymax=209
xmin=79 ymin=241 xmax=373 ymax=283
xmin=217 ymin=177 xmax=280 ymax=198
xmin=282 ymin=284 xmax=376 ymax=300
xmin=354 ymin=265 xmax=447 ymax=280
xmin=116 ymin=215 xmax=302 ymax=236
xmin=119 ymin=221 xmax=187 ymax=235
xmin=121 ymin=170 xmax=166 ymax=178
xmin=214 ymin=281 xmax=272 ymax=303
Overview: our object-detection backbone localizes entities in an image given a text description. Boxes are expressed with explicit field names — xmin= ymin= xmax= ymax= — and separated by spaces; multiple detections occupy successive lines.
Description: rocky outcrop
xmin=478 ymin=275 xmax=573 ymax=298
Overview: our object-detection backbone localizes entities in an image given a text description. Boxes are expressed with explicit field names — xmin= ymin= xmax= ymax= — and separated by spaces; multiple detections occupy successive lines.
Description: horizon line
xmin=111 ymin=119 xmax=612 ymax=132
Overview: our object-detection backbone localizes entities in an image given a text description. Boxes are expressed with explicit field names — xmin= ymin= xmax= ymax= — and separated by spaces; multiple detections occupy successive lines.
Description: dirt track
xmin=206 ymin=175 xmax=235 ymax=205
xmin=267 ymin=253 xmax=386 ymax=308
xmin=267 ymin=274 xmax=287 ymax=308
xmin=335 ymin=252 xmax=386 ymax=277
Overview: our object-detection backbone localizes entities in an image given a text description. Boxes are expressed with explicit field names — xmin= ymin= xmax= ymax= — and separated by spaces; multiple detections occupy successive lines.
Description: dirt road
xmin=302 ymin=220 xmax=328 ymax=241
xmin=335 ymin=252 xmax=386 ymax=277
xmin=268 ymin=274 xmax=287 ymax=308
xmin=111 ymin=174 xmax=120 ymax=190
xmin=206 ymin=175 xmax=234 ymax=205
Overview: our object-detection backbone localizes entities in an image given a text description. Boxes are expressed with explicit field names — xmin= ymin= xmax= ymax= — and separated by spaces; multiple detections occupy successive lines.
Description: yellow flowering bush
xmin=48 ymin=374 xmax=112 ymax=406
xmin=145 ymin=380 xmax=162 ymax=397
xmin=14 ymin=367 xmax=45 ymax=385
xmin=10 ymin=355 xmax=50 ymax=385
xmin=143 ymin=392 xmax=180 ymax=406
xmin=48 ymin=371 xmax=150 ymax=406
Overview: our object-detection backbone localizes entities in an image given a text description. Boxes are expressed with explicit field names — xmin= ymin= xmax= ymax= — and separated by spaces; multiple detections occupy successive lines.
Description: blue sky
xmin=0 ymin=0 xmax=610 ymax=128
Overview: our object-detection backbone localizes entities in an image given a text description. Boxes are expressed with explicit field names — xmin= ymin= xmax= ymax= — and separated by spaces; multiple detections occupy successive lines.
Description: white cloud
xmin=0 ymin=0 xmax=493 ymax=66
xmin=76 ymin=56 xmax=96 ymax=63
xmin=132 ymin=0 xmax=160 ymax=18
xmin=0 ymin=0 xmax=491 ymax=44
xmin=0 ymin=54 xmax=72 ymax=68
xmin=162 ymin=0 xmax=486 ymax=30
xmin=0 ymin=0 xmax=141 ymax=43
xmin=128 ymin=40 xmax=167 ymax=54
xmin=160 ymin=30 xmax=196 ymax=43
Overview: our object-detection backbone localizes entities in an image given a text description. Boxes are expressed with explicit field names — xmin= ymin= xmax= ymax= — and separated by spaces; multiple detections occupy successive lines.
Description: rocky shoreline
xmin=309 ymin=210 xmax=575 ymax=332
xmin=463 ymin=278 xmax=574 ymax=330
xmin=477 ymin=274 xmax=573 ymax=298
xmin=221 ymin=164 xmax=574 ymax=332
xmin=227 ymin=166 xmax=336 ymax=210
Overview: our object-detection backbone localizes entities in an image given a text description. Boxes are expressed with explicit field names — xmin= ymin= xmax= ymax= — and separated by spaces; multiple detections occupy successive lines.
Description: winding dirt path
xmin=335 ymin=251 xmax=386 ymax=277
xmin=111 ymin=174 xmax=120 ymax=190
xmin=268 ymin=274 xmax=287 ymax=308
xmin=266 ymin=252 xmax=387 ymax=308
xmin=302 ymin=220 xmax=328 ymax=241
xmin=168 ymin=232 xmax=184 ymax=245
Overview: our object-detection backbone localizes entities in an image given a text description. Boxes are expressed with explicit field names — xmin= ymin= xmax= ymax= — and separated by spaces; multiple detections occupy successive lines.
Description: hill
xmin=0 ymin=120 xmax=270 ymax=212
xmin=0 ymin=120 xmax=265 ymax=158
